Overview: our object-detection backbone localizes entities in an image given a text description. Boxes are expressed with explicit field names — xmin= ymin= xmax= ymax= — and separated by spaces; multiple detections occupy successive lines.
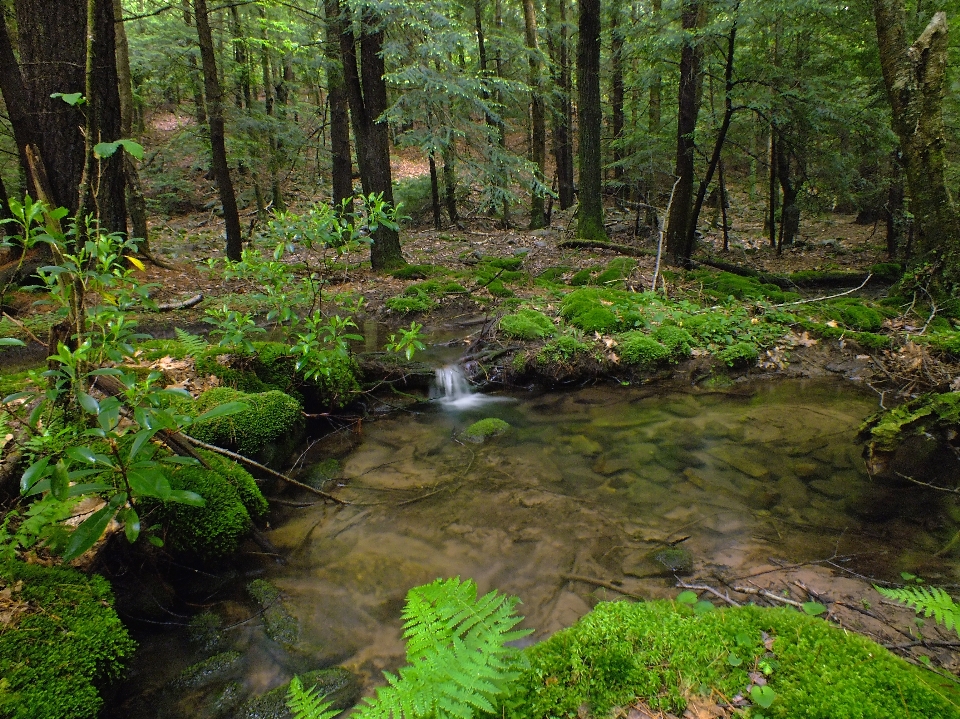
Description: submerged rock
xmin=649 ymin=546 xmax=694 ymax=575
xmin=235 ymin=667 xmax=362 ymax=719
xmin=172 ymin=651 xmax=244 ymax=690
xmin=461 ymin=418 xmax=511 ymax=443
xmin=248 ymin=580 xmax=299 ymax=649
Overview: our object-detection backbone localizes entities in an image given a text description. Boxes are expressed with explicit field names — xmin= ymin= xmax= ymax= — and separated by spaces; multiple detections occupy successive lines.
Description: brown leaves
xmin=0 ymin=580 xmax=29 ymax=628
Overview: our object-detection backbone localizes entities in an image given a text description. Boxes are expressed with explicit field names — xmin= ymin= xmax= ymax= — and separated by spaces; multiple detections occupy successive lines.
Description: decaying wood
xmin=154 ymin=293 xmax=204 ymax=311
xmin=558 ymin=239 xmax=656 ymax=258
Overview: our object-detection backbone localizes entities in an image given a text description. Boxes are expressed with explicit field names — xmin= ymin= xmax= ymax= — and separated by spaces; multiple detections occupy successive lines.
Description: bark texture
xmin=873 ymin=5 xmax=959 ymax=274
xmin=324 ymin=0 xmax=353 ymax=210
xmin=576 ymin=0 xmax=606 ymax=240
xmin=523 ymin=0 xmax=546 ymax=228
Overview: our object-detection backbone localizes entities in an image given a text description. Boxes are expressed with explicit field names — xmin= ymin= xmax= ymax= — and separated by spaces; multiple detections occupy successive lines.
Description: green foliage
xmin=592 ymin=259 xmax=637 ymax=288
xmin=461 ymin=418 xmax=511 ymax=444
xmin=618 ymin=333 xmax=672 ymax=368
xmin=174 ymin=328 xmax=209 ymax=358
xmin=186 ymin=387 xmax=303 ymax=457
xmin=391 ymin=264 xmax=436 ymax=280
xmin=537 ymin=335 xmax=592 ymax=365
xmin=860 ymin=391 xmax=960 ymax=452
xmin=824 ymin=299 xmax=884 ymax=332
xmin=500 ymin=309 xmax=557 ymax=340
xmin=536 ymin=267 xmax=573 ymax=284
xmin=288 ymin=677 xmax=339 ymax=719
xmin=716 ymin=341 xmax=760 ymax=367
xmin=386 ymin=287 xmax=440 ymax=314
xmin=869 ymin=263 xmax=904 ymax=282
xmin=506 ymin=600 xmax=960 ymax=719
xmin=926 ymin=331 xmax=960 ymax=357
xmin=569 ymin=268 xmax=595 ymax=286
xmin=560 ymin=291 xmax=622 ymax=333
xmin=0 ymin=561 xmax=135 ymax=719
xmin=876 ymin=585 xmax=960 ymax=636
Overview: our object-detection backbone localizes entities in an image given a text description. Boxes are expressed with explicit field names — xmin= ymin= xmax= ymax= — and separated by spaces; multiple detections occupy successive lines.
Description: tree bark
xmin=610 ymin=4 xmax=625 ymax=202
xmin=775 ymin=140 xmax=801 ymax=250
xmin=648 ymin=0 xmax=662 ymax=135
xmin=442 ymin=144 xmax=459 ymax=224
xmin=193 ymin=0 xmax=243 ymax=261
xmin=665 ymin=0 xmax=703 ymax=267
xmin=14 ymin=0 xmax=87 ymax=213
xmin=0 ymin=9 xmax=41 ymax=199
xmin=324 ymin=0 xmax=353 ymax=211
xmin=547 ymin=0 xmax=575 ymax=210
xmin=429 ymin=151 xmax=442 ymax=229
xmin=873 ymin=5 xmax=960 ymax=276
xmin=339 ymin=8 xmax=404 ymax=269
xmin=523 ymin=0 xmax=546 ymax=229
xmin=181 ymin=0 xmax=207 ymax=127
xmin=576 ymin=0 xmax=606 ymax=240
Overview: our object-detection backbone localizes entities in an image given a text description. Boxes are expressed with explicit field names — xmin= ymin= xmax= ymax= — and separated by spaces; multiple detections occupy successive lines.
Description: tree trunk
xmin=181 ymin=0 xmax=207 ymax=127
xmin=547 ymin=0 xmax=575 ymax=210
xmin=324 ymin=0 xmax=353 ymax=211
xmin=767 ymin=126 xmax=778 ymax=247
xmin=776 ymin=143 xmax=800 ymax=251
xmin=576 ymin=0 xmax=606 ymax=240
xmin=114 ymin=0 xmax=149 ymax=250
xmin=0 ymin=9 xmax=42 ymax=200
xmin=523 ymin=0 xmax=546 ymax=229
xmin=873 ymin=5 xmax=960 ymax=276
xmin=230 ymin=5 xmax=251 ymax=109
xmin=442 ymin=144 xmax=459 ymax=225
xmin=339 ymin=8 xmax=404 ymax=269
xmin=649 ymin=0 xmax=662 ymax=135
xmin=610 ymin=4 xmax=625 ymax=202
xmin=429 ymin=152 xmax=442 ymax=229
xmin=665 ymin=0 xmax=703 ymax=267
xmin=193 ymin=0 xmax=243 ymax=260
xmin=14 ymin=0 xmax=86 ymax=213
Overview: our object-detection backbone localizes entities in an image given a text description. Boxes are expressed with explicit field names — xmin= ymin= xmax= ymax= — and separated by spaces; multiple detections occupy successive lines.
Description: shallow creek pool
xmin=105 ymin=379 xmax=960 ymax=716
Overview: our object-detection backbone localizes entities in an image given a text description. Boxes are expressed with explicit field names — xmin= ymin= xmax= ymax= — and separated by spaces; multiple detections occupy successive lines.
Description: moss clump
xmin=927 ymin=331 xmax=960 ymax=357
xmin=461 ymin=418 xmax=511 ymax=444
xmin=173 ymin=651 xmax=243 ymax=690
xmin=390 ymin=263 xmax=435 ymax=279
xmin=716 ymin=341 xmax=759 ymax=367
xmin=618 ymin=333 xmax=672 ymax=368
xmin=860 ymin=391 xmax=960 ymax=453
xmin=500 ymin=309 xmax=557 ymax=340
xmin=569 ymin=268 xmax=595 ymax=286
xmin=187 ymin=387 xmax=303 ymax=458
xmin=385 ymin=287 xmax=438 ymax=313
xmin=481 ymin=256 xmax=524 ymax=271
xmin=508 ymin=600 xmax=960 ymax=719
xmin=869 ymin=262 xmax=904 ymax=282
xmin=651 ymin=325 xmax=693 ymax=360
xmin=537 ymin=335 xmax=592 ymax=365
xmin=486 ymin=279 xmax=515 ymax=298
xmin=690 ymin=270 xmax=794 ymax=303
xmin=824 ymin=299 xmax=885 ymax=332
xmin=536 ymin=266 xmax=572 ymax=283
xmin=162 ymin=448 xmax=265 ymax=558
xmin=0 ymin=562 xmax=136 ymax=719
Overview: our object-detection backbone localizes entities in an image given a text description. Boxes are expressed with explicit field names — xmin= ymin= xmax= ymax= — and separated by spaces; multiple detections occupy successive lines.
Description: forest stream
xmin=103 ymin=377 xmax=960 ymax=717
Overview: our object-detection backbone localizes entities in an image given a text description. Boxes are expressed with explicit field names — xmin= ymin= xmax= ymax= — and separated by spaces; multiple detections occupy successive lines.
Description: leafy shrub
xmin=0 ymin=561 xmax=135 ymax=719
xmin=618 ymin=333 xmax=672 ymax=368
xmin=186 ymin=387 xmax=303 ymax=457
xmin=500 ymin=309 xmax=557 ymax=340
xmin=716 ymin=341 xmax=759 ymax=367
xmin=506 ymin=600 xmax=960 ymax=719
xmin=651 ymin=325 xmax=694 ymax=359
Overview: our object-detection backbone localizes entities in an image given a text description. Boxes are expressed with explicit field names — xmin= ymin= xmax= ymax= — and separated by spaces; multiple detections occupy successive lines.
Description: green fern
xmin=175 ymin=327 xmax=209 ymax=358
xmin=876 ymin=584 xmax=960 ymax=635
xmin=288 ymin=577 xmax=530 ymax=719
xmin=288 ymin=677 xmax=339 ymax=719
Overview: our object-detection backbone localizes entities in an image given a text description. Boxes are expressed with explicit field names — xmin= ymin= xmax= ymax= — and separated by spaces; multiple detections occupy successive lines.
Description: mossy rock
xmin=651 ymin=325 xmax=693 ymax=360
xmin=618 ymin=333 xmax=672 ymax=368
xmin=860 ymin=391 xmax=960 ymax=454
xmin=0 ymin=561 xmax=136 ymax=719
xmin=234 ymin=666 xmax=361 ymax=719
xmin=390 ymin=263 xmax=435 ymax=280
xmin=248 ymin=580 xmax=299 ymax=649
xmin=303 ymin=458 xmax=341 ymax=489
xmin=824 ymin=299 xmax=885 ymax=332
xmin=500 ymin=309 xmax=557 ymax=341
xmin=162 ymin=448 xmax=266 ymax=558
xmin=716 ymin=341 xmax=759 ymax=368
xmin=186 ymin=387 xmax=304 ymax=460
xmin=649 ymin=546 xmax=694 ymax=574
xmin=172 ymin=651 xmax=244 ymax=691
xmin=507 ymin=600 xmax=960 ymax=719
xmin=461 ymin=418 xmax=511 ymax=444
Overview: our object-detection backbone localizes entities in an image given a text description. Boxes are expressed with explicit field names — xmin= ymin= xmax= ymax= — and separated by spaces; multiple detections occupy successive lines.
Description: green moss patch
xmin=860 ymin=391 xmax=960 ymax=453
xmin=824 ymin=299 xmax=885 ymax=332
xmin=507 ymin=600 xmax=960 ymax=719
xmin=537 ymin=335 xmax=593 ymax=365
xmin=247 ymin=579 xmax=299 ymax=649
xmin=618 ymin=333 xmax=672 ymax=368
xmin=651 ymin=325 xmax=694 ymax=360
xmin=461 ymin=418 xmax=511 ymax=444
xmin=390 ymin=263 xmax=435 ymax=280
xmin=716 ymin=341 xmax=759 ymax=367
xmin=0 ymin=562 xmax=135 ymax=719
xmin=500 ymin=309 xmax=557 ymax=340
xmin=186 ymin=387 xmax=303 ymax=458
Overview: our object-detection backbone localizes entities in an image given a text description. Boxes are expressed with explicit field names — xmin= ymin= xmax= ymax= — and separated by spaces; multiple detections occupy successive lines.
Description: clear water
xmin=105 ymin=380 xmax=960 ymax=716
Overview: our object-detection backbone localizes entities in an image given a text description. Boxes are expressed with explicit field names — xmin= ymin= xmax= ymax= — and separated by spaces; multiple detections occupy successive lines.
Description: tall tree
xmin=193 ymin=0 xmax=243 ymax=261
xmin=547 ymin=0 xmax=574 ymax=209
xmin=339 ymin=4 xmax=404 ymax=270
xmin=576 ymin=0 xmax=606 ymax=240
xmin=873 ymin=5 xmax=959 ymax=277
xmin=522 ymin=0 xmax=546 ymax=228
xmin=324 ymin=0 xmax=353 ymax=210
xmin=665 ymin=0 xmax=703 ymax=267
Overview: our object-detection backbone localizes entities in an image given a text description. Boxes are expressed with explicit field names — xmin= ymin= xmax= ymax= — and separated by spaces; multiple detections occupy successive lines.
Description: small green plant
xmin=204 ymin=305 xmax=265 ymax=352
xmin=385 ymin=322 xmax=427 ymax=360
xmin=288 ymin=577 xmax=530 ymax=719
xmin=875 ymin=584 xmax=960 ymax=637
xmin=174 ymin=328 xmax=208 ymax=358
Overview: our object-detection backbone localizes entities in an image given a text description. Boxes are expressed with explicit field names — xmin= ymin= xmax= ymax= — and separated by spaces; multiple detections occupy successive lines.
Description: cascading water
xmin=431 ymin=365 xmax=504 ymax=410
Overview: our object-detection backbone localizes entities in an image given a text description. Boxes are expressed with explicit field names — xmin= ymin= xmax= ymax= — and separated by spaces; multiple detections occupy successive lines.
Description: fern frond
xmin=286 ymin=676 xmax=338 ymax=719
xmin=358 ymin=577 xmax=532 ymax=719
xmin=876 ymin=584 xmax=960 ymax=636
xmin=175 ymin=327 xmax=209 ymax=358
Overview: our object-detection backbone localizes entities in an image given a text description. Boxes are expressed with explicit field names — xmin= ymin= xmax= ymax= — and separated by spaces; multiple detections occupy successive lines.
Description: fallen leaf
xmin=825 ymin=320 xmax=839 ymax=328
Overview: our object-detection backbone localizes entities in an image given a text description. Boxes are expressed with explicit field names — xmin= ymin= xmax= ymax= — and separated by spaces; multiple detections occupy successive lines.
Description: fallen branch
xmin=676 ymin=579 xmax=741 ymax=607
xmin=2 ymin=311 xmax=45 ymax=346
xmin=772 ymin=274 xmax=873 ymax=308
xmin=155 ymin=293 xmax=204 ymax=311
xmin=180 ymin=434 xmax=350 ymax=505
xmin=730 ymin=583 xmax=805 ymax=609
xmin=560 ymin=574 xmax=645 ymax=600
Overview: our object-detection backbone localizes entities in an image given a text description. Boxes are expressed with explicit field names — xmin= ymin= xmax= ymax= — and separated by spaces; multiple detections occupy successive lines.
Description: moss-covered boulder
xmin=186 ymin=387 xmax=304 ymax=462
xmin=162 ymin=448 xmax=267 ymax=558
xmin=0 ymin=561 xmax=136 ymax=719
xmin=234 ymin=667 xmax=362 ymax=719
xmin=461 ymin=418 xmax=511 ymax=444
xmin=507 ymin=600 xmax=960 ymax=719
xmin=618 ymin=333 xmax=672 ymax=368
xmin=500 ymin=309 xmax=557 ymax=340
xmin=172 ymin=651 xmax=244 ymax=691
xmin=248 ymin=579 xmax=299 ymax=649
xmin=859 ymin=392 xmax=960 ymax=476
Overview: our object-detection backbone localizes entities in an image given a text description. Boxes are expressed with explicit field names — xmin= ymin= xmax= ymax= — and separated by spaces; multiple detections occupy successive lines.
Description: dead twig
xmin=561 ymin=574 xmax=645 ymax=600
xmin=676 ymin=579 xmax=741 ymax=607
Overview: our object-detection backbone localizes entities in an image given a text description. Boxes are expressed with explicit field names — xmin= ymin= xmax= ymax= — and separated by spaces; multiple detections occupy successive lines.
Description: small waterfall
xmin=431 ymin=365 xmax=503 ymax=410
